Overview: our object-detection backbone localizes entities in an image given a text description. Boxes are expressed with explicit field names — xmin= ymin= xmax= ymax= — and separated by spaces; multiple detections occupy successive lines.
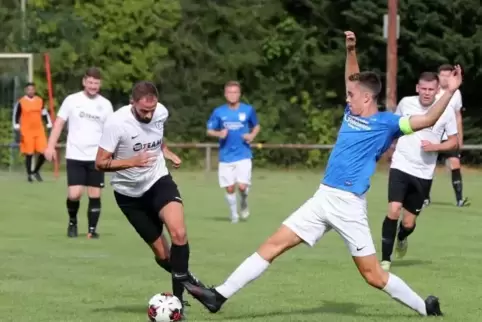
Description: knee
xmin=387 ymin=203 xmax=402 ymax=220
xmin=258 ymin=229 xmax=300 ymax=263
xmin=68 ymin=192 xmax=82 ymax=201
xmin=360 ymin=266 xmax=388 ymax=289
xmin=238 ymin=184 xmax=248 ymax=192
xmin=450 ymin=157 xmax=461 ymax=169
xmin=401 ymin=217 xmax=416 ymax=229
xmin=226 ymin=185 xmax=235 ymax=194
xmin=169 ymin=227 xmax=187 ymax=245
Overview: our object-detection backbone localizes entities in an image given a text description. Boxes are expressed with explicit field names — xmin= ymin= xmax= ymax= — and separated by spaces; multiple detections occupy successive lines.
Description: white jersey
xmin=436 ymin=89 xmax=462 ymax=140
xmin=98 ymin=104 xmax=169 ymax=197
xmin=391 ymin=95 xmax=458 ymax=179
xmin=57 ymin=91 xmax=113 ymax=161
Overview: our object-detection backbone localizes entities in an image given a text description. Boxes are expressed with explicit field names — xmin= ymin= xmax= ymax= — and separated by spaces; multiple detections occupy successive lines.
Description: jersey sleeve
xmin=248 ymin=106 xmax=259 ymax=127
xmin=12 ymin=102 xmax=21 ymax=127
xmin=98 ymin=118 xmax=122 ymax=153
xmin=57 ymin=96 xmax=71 ymax=121
xmin=394 ymin=98 xmax=404 ymax=116
xmin=207 ymin=109 xmax=221 ymax=130
xmin=42 ymin=108 xmax=53 ymax=127
xmin=451 ymin=90 xmax=463 ymax=112
xmin=444 ymin=109 xmax=458 ymax=136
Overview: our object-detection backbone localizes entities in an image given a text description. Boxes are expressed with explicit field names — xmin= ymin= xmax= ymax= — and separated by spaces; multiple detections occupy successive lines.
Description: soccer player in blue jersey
xmin=184 ymin=31 xmax=462 ymax=316
xmin=207 ymin=81 xmax=260 ymax=223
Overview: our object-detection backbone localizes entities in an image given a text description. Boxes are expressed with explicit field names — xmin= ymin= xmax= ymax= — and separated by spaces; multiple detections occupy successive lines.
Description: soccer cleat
xmin=457 ymin=197 xmax=470 ymax=207
xmin=395 ymin=238 xmax=408 ymax=259
xmin=240 ymin=208 xmax=250 ymax=220
xmin=425 ymin=295 xmax=443 ymax=316
xmin=381 ymin=260 xmax=391 ymax=272
xmin=231 ymin=214 xmax=239 ymax=224
xmin=188 ymin=272 xmax=206 ymax=288
xmin=182 ymin=282 xmax=226 ymax=313
xmin=27 ymin=174 xmax=34 ymax=183
xmin=87 ymin=228 xmax=100 ymax=239
xmin=67 ymin=223 xmax=78 ymax=238
xmin=33 ymin=172 xmax=43 ymax=182
xmin=423 ymin=198 xmax=430 ymax=208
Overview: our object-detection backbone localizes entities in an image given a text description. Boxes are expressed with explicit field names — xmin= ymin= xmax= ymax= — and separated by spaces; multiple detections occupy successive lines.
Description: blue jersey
xmin=207 ymin=103 xmax=259 ymax=163
xmin=323 ymin=106 xmax=408 ymax=195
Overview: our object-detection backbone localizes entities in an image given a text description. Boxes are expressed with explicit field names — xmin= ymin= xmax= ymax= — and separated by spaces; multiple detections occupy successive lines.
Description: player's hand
xmin=44 ymin=146 xmax=57 ymax=162
xmin=167 ymin=153 xmax=182 ymax=168
xmin=219 ymin=129 xmax=228 ymax=139
xmin=421 ymin=140 xmax=436 ymax=152
xmin=131 ymin=150 xmax=157 ymax=167
xmin=345 ymin=31 xmax=356 ymax=51
xmin=243 ymin=133 xmax=255 ymax=143
xmin=447 ymin=65 xmax=463 ymax=92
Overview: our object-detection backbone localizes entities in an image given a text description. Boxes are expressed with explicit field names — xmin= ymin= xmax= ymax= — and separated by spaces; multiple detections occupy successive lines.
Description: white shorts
xmin=218 ymin=159 xmax=252 ymax=188
xmin=283 ymin=184 xmax=376 ymax=257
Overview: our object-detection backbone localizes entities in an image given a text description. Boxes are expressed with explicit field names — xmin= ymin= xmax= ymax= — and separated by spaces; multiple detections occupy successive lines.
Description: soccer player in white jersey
xmin=207 ymin=81 xmax=260 ymax=223
xmin=44 ymin=67 xmax=113 ymax=239
xmin=424 ymin=64 xmax=467 ymax=207
xmin=95 ymin=81 xmax=204 ymax=318
xmin=380 ymin=72 xmax=458 ymax=272
xmin=183 ymin=31 xmax=463 ymax=317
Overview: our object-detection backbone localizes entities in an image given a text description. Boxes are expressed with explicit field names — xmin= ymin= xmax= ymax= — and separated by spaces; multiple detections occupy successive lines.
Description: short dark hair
xmin=25 ymin=82 xmax=35 ymax=87
xmin=419 ymin=72 xmax=439 ymax=83
xmin=224 ymin=80 xmax=241 ymax=90
xmin=438 ymin=64 xmax=454 ymax=73
xmin=348 ymin=71 xmax=382 ymax=98
xmin=84 ymin=67 xmax=101 ymax=80
xmin=131 ymin=81 xmax=158 ymax=102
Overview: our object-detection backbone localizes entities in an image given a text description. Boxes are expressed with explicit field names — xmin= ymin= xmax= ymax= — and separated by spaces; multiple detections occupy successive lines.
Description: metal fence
xmin=3 ymin=142 xmax=482 ymax=172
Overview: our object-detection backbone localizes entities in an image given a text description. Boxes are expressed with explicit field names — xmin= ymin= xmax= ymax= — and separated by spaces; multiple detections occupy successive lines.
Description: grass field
xmin=1 ymin=169 xmax=481 ymax=322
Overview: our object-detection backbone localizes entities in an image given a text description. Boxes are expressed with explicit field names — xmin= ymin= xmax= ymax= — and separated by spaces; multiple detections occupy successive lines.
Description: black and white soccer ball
xmin=147 ymin=293 xmax=183 ymax=322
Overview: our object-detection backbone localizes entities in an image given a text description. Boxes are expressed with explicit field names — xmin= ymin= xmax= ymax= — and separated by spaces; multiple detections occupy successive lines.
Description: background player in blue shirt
xmin=207 ymin=81 xmax=260 ymax=223
xmin=186 ymin=31 xmax=462 ymax=317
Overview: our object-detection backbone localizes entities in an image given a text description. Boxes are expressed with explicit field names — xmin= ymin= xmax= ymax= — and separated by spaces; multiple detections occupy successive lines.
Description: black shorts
xmin=388 ymin=168 xmax=432 ymax=215
xmin=66 ymin=159 xmax=105 ymax=188
xmin=113 ymin=174 xmax=183 ymax=244
xmin=440 ymin=141 xmax=461 ymax=159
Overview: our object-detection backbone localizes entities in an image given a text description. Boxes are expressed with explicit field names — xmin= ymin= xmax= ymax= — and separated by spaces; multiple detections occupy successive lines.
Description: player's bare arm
xmin=243 ymin=124 xmax=261 ymax=143
xmin=207 ymin=128 xmax=228 ymax=139
xmin=161 ymin=143 xmax=181 ymax=168
xmin=421 ymin=135 xmax=458 ymax=152
xmin=345 ymin=31 xmax=360 ymax=89
xmin=407 ymin=65 xmax=463 ymax=132
xmin=95 ymin=147 xmax=157 ymax=172
xmin=44 ymin=117 xmax=66 ymax=161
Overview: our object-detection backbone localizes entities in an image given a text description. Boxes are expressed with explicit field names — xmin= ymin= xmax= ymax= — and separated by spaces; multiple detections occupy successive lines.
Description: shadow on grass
xmin=391 ymin=259 xmax=432 ymax=267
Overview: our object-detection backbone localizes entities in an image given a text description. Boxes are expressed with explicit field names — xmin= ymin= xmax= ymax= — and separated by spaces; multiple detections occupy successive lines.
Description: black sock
xmin=155 ymin=257 xmax=171 ymax=273
xmin=66 ymin=199 xmax=80 ymax=225
xmin=170 ymin=243 xmax=190 ymax=301
xmin=87 ymin=198 xmax=101 ymax=231
xmin=398 ymin=223 xmax=416 ymax=241
xmin=33 ymin=154 xmax=46 ymax=173
xmin=25 ymin=155 xmax=33 ymax=175
xmin=381 ymin=216 xmax=398 ymax=262
xmin=155 ymin=257 xmax=184 ymax=301
xmin=451 ymin=169 xmax=463 ymax=201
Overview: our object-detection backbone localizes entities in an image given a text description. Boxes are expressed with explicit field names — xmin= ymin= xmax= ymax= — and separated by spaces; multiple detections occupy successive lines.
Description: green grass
xmin=1 ymin=169 xmax=481 ymax=322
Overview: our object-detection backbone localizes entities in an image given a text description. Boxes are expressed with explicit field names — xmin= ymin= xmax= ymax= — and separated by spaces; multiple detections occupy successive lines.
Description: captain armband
xmin=398 ymin=117 xmax=414 ymax=135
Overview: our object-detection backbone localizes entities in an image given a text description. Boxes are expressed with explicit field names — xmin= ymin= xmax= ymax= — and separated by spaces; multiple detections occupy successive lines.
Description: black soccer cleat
xmin=182 ymin=282 xmax=226 ymax=313
xmin=425 ymin=295 xmax=443 ymax=316
xmin=27 ymin=174 xmax=34 ymax=183
xmin=87 ymin=228 xmax=100 ymax=239
xmin=188 ymin=272 xmax=206 ymax=288
xmin=33 ymin=172 xmax=43 ymax=182
xmin=67 ymin=223 xmax=78 ymax=238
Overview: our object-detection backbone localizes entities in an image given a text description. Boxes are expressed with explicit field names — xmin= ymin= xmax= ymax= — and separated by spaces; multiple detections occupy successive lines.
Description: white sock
xmin=225 ymin=193 xmax=238 ymax=217
xmin=383 ymin=273 xmax=427 ymax=316
xmin=239 ymin=187 xmax=249 ymax=209
xmin=216 ymin=252 xmax=270 ymax=298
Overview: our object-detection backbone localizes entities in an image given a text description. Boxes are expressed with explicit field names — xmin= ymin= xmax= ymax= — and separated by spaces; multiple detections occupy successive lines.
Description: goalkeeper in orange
xmin=12 ymin=82 xmax=52 ymax=182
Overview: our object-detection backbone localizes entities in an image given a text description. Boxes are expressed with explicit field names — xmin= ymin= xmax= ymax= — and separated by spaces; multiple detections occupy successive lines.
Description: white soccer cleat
xmin=231 ymin=214 xmax=239 ymax=224
xmin=240 ymin=208 xmax=250 ymax=220
xmin=381 ymin=260 xmax=391 ymax=272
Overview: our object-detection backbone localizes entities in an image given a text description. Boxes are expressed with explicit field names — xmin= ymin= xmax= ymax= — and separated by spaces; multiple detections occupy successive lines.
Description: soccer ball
xmin=147 ymin=293 xmax=183 ymax=322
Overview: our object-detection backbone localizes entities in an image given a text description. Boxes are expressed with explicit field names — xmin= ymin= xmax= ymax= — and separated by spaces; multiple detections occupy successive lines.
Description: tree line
xmin=0 ymin=0 xmax=481 ymax=168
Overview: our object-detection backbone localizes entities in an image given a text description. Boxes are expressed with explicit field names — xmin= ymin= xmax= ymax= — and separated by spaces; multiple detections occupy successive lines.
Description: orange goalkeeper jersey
xmin=13 ymin=96 xmax=51 ymax=134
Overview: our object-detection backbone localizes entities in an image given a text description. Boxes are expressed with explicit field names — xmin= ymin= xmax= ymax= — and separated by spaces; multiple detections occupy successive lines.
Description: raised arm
xmin=345 ymin=31 xmax=360 ymax=90
xmin=407 ymin=65 xmax=463 ymax=132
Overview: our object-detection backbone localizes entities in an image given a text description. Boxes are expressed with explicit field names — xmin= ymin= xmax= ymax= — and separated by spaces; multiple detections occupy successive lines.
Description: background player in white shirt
xmin=207 ymin=81 xmax=260 ymax=223
xmin=44 ymin=68 xmax=113 ymax=239
xmin=424 ymin=64 xmax=467 ymax=207
xmin=381 ymin=72 xmax=458 ymax=272
xmin=95 ymin=81 xmax=204 ymax=318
